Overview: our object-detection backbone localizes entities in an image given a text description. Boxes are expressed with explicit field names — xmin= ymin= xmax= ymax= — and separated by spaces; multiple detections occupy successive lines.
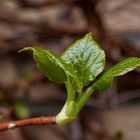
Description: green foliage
xmin=61 ymin=33 xmax=105 ymax=92
xmin=20 ymin=33 xmax=140 ymax=125
xmin=93 ymin=57 xmax=140 ymax=91
xmin=20 ymin=47 xmax=67 ymax=83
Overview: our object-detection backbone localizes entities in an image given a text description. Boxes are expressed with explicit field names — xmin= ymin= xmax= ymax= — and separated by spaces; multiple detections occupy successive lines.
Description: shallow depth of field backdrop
xmin=0 ymin=0 xmax=140 ymax=140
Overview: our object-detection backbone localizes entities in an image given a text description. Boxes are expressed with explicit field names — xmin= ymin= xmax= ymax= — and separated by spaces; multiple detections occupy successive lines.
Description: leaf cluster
xmin=20 ymin=33 xmax=140 ymax=125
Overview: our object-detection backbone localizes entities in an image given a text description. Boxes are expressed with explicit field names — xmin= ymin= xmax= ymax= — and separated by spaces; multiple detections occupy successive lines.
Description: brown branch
xmin=0 ymin=116 xmax=55 ymax=132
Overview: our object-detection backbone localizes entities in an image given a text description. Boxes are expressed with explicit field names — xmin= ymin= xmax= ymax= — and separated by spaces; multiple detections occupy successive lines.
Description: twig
xmin=0 ymin=116 xmax=55 ymax=132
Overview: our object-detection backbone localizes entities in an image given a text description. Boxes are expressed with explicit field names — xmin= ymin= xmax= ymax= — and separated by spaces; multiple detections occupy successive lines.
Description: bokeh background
xmin=0 ymin=0 xmax=140 ymax=140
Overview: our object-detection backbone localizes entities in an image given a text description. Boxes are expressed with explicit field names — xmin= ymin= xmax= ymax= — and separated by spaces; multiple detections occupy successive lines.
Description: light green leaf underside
xmin=93 ymin=57 xmax=140 ymax=91
xmin=20 ymin=47 xmax=67 ymax=83
xmin=61 ymin=33 xmax=105 ymax=91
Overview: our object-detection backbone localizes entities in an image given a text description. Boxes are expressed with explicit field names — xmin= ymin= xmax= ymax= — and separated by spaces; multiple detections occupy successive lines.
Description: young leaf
xmin=19 ymin=47 xmax=67 ymax=83
xmin=61 ymin=33 xmax=105 ymax=91
xmin=93 ymin=57 xmax=140 ymax=91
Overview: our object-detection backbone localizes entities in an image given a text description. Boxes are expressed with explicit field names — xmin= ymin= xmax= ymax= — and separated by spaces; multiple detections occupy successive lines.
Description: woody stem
xmin=0 ymin=116 xmax=56 ymax=132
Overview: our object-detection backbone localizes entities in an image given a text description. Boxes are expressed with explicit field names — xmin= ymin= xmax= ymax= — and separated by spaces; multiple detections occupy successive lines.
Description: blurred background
xmin=0 ymin=0 xmax=140 ymax=140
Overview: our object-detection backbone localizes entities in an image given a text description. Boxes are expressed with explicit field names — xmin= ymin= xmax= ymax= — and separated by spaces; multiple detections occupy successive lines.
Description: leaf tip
xmin=85 ymin=32 xmax=97 ymax=43
xmin=86 ymin=32 xmax=92 ymax=38
xmin=18 ymin=47 xmax=33 ymax=53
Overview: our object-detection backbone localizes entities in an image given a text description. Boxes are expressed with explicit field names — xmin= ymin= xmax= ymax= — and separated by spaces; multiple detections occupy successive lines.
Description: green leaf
xmin=61 ymin=33 xmax=105 ymax=91
xmin=19 ymin=47 xmax=67 ymax=83
xmin=93 ymin=57 xmax=140 ymax=91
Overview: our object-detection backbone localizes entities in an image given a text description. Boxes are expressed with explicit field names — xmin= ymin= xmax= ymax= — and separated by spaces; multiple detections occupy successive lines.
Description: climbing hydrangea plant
xmin=20 ymin=33 xmax=140 ymax=125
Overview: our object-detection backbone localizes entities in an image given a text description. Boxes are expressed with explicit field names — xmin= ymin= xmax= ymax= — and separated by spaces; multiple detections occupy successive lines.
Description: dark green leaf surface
xmin=20 ymin=47 xmax=67 ymax=83
xmin=61 ymin=33 xmax=105 ymax=90
xmin=93 ymin=57 xmax=140 ymax=91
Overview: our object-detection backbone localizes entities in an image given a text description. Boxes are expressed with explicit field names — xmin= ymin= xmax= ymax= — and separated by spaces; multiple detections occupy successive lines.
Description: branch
xmin=0 ymin=116 xmax=55 ymax=132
